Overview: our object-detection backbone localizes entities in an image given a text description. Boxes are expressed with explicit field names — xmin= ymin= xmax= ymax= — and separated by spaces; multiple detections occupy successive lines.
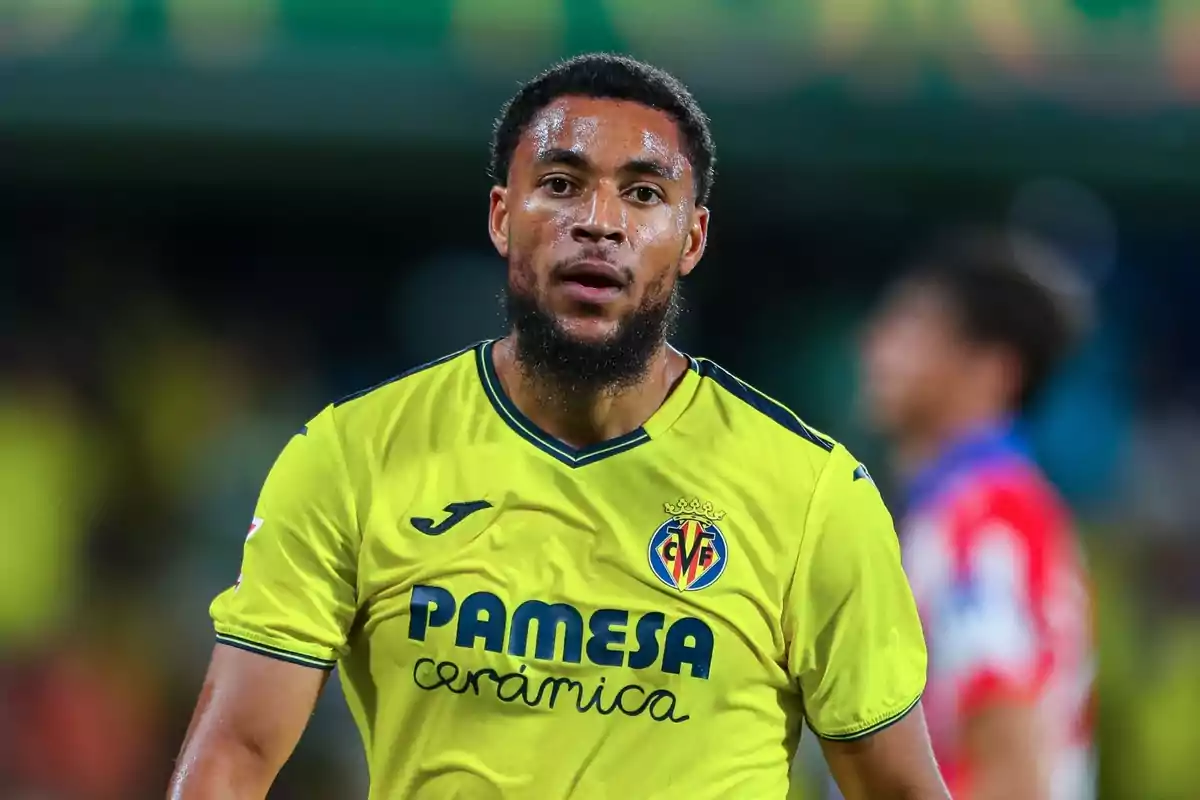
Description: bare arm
xmin=168 ymin=644 xmax=328 ymax=800
xmin=821 ymin=703 xmax=950 ymax=800
xmin=961 ymin=701 xmax=1046 ymax=800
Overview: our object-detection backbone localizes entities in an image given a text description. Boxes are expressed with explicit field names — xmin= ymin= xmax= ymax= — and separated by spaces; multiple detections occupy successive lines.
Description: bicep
xmin=820 ymin=703 xmax=949 ymax=800
xmin=172 ymin=645 xmax=328 ymax=797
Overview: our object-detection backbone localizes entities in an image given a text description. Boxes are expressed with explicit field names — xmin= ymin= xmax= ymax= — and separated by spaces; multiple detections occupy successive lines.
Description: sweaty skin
xmin=169 ymin=646 xmax=326 ymax=800
xmin=823 ymin=709 xmax=950 ymax=800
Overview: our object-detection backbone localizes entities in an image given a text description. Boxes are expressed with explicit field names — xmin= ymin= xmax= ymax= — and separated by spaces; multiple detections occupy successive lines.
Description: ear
xmin=990 ymin=345 xmax=1027 ymax=410
xmin=488 ymin=186 xmax=510 ymax=259
xmin=678 ymin=205 xmax=709 ymax=278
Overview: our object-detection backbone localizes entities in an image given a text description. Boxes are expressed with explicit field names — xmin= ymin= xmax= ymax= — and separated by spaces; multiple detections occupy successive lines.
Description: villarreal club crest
xmin=648 ymin=498 xmax=729 ymax=592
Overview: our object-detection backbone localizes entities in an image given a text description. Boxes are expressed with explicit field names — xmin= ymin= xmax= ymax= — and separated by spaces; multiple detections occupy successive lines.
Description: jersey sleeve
xmin=209 ymin=404 xmax=359 ymax=670
xmin=786 ymin=445 xmax=927 ymax=740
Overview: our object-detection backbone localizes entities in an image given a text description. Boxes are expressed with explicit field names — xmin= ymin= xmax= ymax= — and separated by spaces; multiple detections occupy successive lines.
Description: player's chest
xmin=358 ymin=444 xmax=776 ymax=597
xmin=350 ymin=445 xmax=790 ymax=697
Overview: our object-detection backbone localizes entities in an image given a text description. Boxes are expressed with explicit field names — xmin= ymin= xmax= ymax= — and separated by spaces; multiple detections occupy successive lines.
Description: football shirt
xmin=211 ymin=340 xmax=926 ymax=799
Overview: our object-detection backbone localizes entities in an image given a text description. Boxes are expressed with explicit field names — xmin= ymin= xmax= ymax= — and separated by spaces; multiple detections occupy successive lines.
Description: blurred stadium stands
xmin=3 ymin=3 xmax=1200 ymax=797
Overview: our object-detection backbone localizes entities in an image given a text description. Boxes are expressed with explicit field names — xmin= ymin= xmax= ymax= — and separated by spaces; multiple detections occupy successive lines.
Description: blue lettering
xmin=662 ymin=617 xmax=713 ymax=679
xmin=626 ymin=611 xmax=665 ymax=670
xmin=408 ymin=584 xmax=456 ymax=641
xmin=585 ymin=609 xmax=628 ymax=667
xmin=408 ymin=586 xmax=713 ymax=681
xmin=455 ymin=591 xmax=507 ymax=652
xmin=508 ymin=600 xmax=584 ymax=662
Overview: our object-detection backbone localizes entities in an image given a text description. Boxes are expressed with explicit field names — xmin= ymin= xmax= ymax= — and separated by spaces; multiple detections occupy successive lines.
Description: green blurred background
xmin=2 ymin=1 xmax=1199 ymax=797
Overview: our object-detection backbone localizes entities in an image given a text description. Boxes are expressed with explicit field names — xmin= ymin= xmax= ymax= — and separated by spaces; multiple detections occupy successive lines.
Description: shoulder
xmin=962 ymin=462 xmax=1069 ymax=532
xmin=687 ymin=356 xmax=867 ymax=509
xmin=301 ymin=341 xmax=483 ymax=460
xmin=332 ymin=341 xmax=482 ymax=414
xmin=326 ymin=341 xmax=481 ymax=429
xmin=940 ymin=462 xmax=1073 ymax=572
xmin=692 ymin=355 xmax=837 ymax=453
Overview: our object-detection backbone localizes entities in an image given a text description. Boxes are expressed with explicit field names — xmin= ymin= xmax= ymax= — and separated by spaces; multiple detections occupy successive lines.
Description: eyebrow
xmin=623 ymin=158 xmax=681 ymax=181
xmin=535 ymin=148 xmax=591 ymax=171
xmin=534 ymin=148 xmax=682 ymax=181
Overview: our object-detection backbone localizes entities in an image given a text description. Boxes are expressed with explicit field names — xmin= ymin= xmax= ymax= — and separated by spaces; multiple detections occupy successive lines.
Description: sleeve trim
xmin=215 ymin=632 xmax=337 ymax=671
xmin=810 ymin=690 xmax=923 ymax=742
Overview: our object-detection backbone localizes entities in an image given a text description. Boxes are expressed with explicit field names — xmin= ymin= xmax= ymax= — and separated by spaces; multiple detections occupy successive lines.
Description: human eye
xmin=540 ymin=176 xmax=577 ymax=197
xmin=627 ymin=185 xmax=664 ymax=205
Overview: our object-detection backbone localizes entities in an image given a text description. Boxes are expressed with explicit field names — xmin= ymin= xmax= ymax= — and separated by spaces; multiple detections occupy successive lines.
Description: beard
xmin=504 ymin=267 xmax=682 ymax=405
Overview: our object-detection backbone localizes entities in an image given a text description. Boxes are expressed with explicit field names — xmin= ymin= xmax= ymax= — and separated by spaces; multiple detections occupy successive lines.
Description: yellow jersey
xmin=210 ymin=340 xmax=926 ymax=799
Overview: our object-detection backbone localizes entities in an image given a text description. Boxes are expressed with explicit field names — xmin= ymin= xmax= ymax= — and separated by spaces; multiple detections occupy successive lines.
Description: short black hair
xmin=489 ymin=53 xmax=715 ymax=205
xmin=904 ymin=230 xmax=1094 ymax=411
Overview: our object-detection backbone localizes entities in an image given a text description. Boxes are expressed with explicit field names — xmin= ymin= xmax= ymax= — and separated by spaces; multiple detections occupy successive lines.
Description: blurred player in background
xmin=170 ymin=53 xmax=949 ymax=799
xmin=859 ymin=232 xmax=1096 ymax=799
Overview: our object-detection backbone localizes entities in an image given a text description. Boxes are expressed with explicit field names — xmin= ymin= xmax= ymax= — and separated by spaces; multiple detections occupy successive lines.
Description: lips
xmin=557 ymin=260 xmax=628 ymax=291
xmin=554 ymin=259 xmax=629 ymax=305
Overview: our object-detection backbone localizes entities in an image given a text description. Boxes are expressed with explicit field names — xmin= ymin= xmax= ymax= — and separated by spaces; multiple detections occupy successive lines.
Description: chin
xmin=861 ymin=391 xmax=904 ymax=436
xmin=552 ymin=314 xmax=623 ymax=345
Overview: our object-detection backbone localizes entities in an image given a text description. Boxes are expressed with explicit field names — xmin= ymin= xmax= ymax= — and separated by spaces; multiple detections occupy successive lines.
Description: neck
xmin=892 ymin=405 xmax=1012 ymax=483
xmin=491 ymin=336 xmax=685 ymax=448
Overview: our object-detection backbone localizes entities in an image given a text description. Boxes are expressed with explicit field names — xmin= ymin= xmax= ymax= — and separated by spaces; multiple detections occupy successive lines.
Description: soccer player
xmin=859 ymin=233 xmax=1096 ymax=799
xmin=169 ymin=53 xmax=948 ymax=800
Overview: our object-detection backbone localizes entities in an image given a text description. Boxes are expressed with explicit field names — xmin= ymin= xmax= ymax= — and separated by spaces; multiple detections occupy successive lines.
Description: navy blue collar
xmin=904 ymin=420 xmax=1030 ymax=512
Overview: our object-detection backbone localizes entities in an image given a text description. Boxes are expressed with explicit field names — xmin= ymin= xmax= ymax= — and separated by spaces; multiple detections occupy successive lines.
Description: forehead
xmin=514 ymin=95 xmax=691 ymax=176
xmin=880 ymin=281 xmax=960 ymax=336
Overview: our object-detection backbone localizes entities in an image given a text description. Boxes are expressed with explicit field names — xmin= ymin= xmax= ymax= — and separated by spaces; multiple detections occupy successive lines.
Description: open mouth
xmin=563 ymin=272 xmax=624 ymax=290
xmin=558 ymin=261 xmax=628 ymax=293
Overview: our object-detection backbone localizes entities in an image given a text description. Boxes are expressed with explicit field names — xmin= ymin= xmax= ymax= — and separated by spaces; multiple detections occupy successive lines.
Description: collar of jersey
xmin=475 ymin=338 xmax=700 ymax=468
xmin=904 ymin=418 xmax=1031 ymax=512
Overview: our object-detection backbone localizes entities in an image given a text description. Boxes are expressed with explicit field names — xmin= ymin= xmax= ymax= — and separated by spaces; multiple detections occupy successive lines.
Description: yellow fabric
xmin=211 ymin=341 xmax=926 ymax=799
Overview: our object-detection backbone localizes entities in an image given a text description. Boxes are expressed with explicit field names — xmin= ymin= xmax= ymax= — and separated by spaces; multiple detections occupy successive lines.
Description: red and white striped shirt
xmin=900 ymin=425 xmax=1094 ymax=799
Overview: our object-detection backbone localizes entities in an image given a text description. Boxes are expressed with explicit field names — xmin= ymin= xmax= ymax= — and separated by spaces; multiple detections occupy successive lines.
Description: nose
xmin=571 ymin=188 xmax=626 ymax=244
